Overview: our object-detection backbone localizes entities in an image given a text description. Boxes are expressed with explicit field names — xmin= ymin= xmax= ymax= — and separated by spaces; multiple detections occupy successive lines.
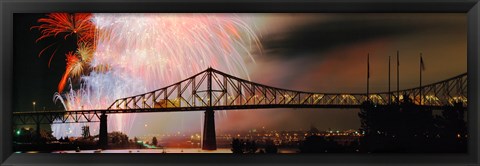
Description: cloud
xmin=240 ymin=14 xmax=466 ymax=131
xmin=260 ymin=16 xmax=431 ymax=59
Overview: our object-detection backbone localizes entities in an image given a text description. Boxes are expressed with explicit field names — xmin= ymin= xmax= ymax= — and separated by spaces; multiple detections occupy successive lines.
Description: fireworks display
xmin=33 ymin=13 xmax=261 ymax=138
xmin=32 ymin=13 xmax=95 ymax=72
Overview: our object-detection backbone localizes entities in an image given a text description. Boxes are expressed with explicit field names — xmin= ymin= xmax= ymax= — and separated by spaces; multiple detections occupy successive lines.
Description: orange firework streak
xmin=58 ymin=52 xmax=80 ymax=93
xmin=32 ymin=13 xmax=97 ymax=93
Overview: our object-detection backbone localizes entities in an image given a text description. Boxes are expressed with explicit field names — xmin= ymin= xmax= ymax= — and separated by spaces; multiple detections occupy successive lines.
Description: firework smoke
xmin=51 ymin=13 xmax=261 ymax=138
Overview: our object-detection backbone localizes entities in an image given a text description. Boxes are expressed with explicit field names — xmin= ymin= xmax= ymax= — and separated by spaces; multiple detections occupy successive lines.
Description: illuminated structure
xmin=13 ymin=68 xmax=467 ymax=150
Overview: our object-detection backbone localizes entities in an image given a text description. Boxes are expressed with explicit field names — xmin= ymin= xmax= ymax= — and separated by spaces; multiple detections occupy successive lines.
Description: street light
xmin=32 ymin=101 xmax=36 ymax=112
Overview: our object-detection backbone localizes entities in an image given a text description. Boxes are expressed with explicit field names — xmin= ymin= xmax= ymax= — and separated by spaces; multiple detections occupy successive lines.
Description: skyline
xmin=13 ymin=13 xmax=467 ymax=138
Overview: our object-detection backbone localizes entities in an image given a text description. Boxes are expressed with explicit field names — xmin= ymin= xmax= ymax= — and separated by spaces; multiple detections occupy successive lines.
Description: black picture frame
xmin=1 ymin=0 xmax=479 ymax=165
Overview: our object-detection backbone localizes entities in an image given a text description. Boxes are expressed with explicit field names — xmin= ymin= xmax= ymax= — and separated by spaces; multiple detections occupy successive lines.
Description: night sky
xmin=14 ymin=13 xmax=76 ymax=112
xmin=13 ymin=13 xmax=466 ymax=137
xmin=217 ymin=13 xmax=467 ymax=134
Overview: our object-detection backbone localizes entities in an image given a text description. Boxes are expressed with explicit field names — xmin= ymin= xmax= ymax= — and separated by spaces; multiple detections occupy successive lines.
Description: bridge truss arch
xmin=107 ymin=68 xmax=467 ymax=112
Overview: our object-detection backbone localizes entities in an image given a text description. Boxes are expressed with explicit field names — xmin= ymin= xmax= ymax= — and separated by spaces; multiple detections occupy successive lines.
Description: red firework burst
xmin=32 ymin=13 xmax=95 ymax=43
xmin=32 ymin=13 xmax=97 ymax=93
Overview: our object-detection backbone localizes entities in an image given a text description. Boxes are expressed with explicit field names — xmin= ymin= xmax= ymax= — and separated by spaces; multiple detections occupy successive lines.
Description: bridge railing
xmin=13 ymin=110 xmax=102 ymax=125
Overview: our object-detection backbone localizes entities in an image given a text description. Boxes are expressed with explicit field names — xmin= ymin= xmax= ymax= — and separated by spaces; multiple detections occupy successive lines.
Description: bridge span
xmin=13 ymin=67 xmax=467 ymax=150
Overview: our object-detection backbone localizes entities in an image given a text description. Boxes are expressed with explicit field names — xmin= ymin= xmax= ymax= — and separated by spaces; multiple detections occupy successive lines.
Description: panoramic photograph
xmin=13 ymin=13 xmax=467 ymax=153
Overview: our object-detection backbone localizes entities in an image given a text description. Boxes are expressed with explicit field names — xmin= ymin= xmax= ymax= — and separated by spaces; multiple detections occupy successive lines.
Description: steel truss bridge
xmin=13 ymin=68 xmax=467 ymax=150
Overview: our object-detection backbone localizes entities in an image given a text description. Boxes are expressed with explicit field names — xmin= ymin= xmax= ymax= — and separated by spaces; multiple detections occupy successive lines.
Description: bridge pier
xmin=202 ymin=108 xmax=217 ymax=150
xmin=99 ymin=112 xmax=108 ymax=149
xmin=35 ymin=122 xmax=41 ymax=142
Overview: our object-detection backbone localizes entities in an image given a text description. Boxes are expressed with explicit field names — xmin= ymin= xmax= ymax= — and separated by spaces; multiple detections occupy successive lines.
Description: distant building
xmin=329 ymin=135 xmax=360 ymax=146
xmin=82 ymin=126 xmax=90 ymax=138
xmin=308 ymin=124 xmax=320 ymax=136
